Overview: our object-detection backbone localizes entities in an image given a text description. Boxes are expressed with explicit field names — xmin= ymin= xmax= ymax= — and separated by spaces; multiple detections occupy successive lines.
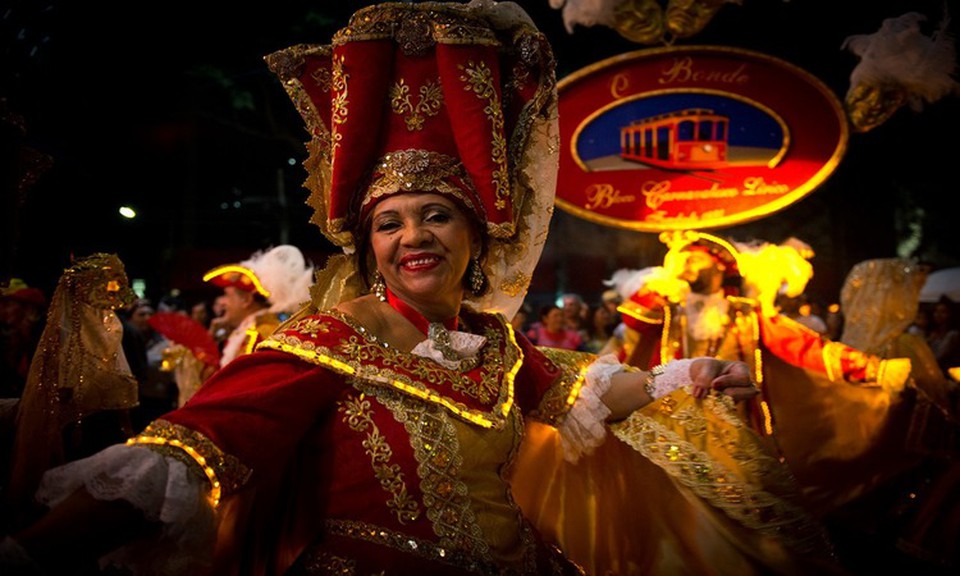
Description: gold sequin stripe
xmin=744 ymin=310 xmax=776 ymax=436
xmin=126 ymin=419 xmax=251 ymax=507
xmin=371 ymin=386 xmax=490 ymax=559
xmin=659 ymin=304 xmax=673 ymax=365
xmin=258 ymin=337 xmax=521 ymax=430
xmin=616 ymin=299 xmax=662 ymax=323
xmin=242 ymin=327 xmax=260 ymax=356
xmin=610 ymin=405 xmax=832 ymax=557
xmin=320 ymin=519 xmax=504 ymax=575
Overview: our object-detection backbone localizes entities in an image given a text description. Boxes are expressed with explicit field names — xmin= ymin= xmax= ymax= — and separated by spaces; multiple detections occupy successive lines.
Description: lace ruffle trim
xmin=35 ymin=444 xmax=216 ymax=576
xmin=557 ymin=353 xmax=620 ymax=463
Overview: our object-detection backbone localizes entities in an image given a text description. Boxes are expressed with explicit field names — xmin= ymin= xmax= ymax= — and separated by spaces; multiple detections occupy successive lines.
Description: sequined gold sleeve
xmin=530 ymin=347 xmax=597 ymax=426
xmin=127 ymin=419 xmax=251 ymax=507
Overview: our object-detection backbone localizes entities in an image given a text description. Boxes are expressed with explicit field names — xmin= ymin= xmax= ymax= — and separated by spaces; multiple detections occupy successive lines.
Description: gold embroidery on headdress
xmin=363 ymin=150 xmax=479 ymax=217
xmin=331 ymin=54 xmax=348 ymax=153
xmin=310 ymin=67 xmax=331 ymax=93
xmin=459 ymin=61 xmax=508 ymax=210
xmin=390 ymin=79 xmax=444 ymax=132
xmin=396 ymin=14 xmax=436 ymax=56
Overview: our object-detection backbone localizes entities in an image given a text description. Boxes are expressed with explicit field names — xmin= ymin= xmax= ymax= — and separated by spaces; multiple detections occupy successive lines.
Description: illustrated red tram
xmin=620 ymin=108 xmax=729 ymax=170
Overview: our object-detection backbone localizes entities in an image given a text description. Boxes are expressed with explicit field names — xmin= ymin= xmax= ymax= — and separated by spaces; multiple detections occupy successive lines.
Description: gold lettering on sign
xmin=611 ymin=73 xmax=631 ymax=98
xmin=741 ymin=177 xmax=790 ymax=196
xmin=658 ymin=57 xmax=749 ymax=85
xmin=641 ymin=180 xmax=739 ymax=209
xmin=585 ymin=184 xmax=637 ymax=210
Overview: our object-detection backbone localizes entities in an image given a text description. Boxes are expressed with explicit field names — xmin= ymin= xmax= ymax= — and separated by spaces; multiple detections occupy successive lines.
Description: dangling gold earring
xmin=372 ymin=272 xmax=387 ymax=302
xmin=469 ymin=258 xmax=486 ymax=296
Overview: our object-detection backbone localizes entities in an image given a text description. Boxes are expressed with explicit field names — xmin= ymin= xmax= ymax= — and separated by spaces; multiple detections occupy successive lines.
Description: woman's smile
xmin=400 ymin=253 xmax=442 ymax=271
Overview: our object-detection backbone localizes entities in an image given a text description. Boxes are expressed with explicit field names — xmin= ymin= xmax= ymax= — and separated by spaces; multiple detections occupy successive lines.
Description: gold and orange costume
xmin=120 ymin=306 xmax=838 ymax=575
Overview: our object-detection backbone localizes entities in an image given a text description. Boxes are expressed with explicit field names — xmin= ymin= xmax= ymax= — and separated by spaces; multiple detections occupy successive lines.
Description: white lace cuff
xmin=35 ymin=444 xmax=216 ymax=576
xmin=648 ymin=358 xmax=695 ymax=399
xmin=557 ymin=354 xmax=620 ymax=463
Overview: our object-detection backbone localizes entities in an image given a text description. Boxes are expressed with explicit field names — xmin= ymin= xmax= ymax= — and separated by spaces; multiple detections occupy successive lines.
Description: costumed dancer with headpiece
xmin=0 ymin=3 xmax=841 ymax=575
xmin=202 ymin=245 xmax=315 ymax=369
xmin=3 ymin=254 xmax=138 ymax=533
xmin=159 ymin=245 xmax=314 ymax=409
xmin=158 ymin=244 xmax=314 ymax=407
xmin=609 ymin=231 xmax=912 ymax=508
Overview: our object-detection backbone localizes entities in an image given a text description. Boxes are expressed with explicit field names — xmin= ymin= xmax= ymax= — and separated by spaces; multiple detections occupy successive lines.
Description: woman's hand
xmin=689 ymin=358 xmax=757 ymax=401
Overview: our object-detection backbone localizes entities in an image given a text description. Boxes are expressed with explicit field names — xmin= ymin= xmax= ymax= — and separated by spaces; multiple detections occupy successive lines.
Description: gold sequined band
xmin=126 ymin=419 xmax=251 ymax=507
xmin=317 ymin=519 xmax=503 ymax=575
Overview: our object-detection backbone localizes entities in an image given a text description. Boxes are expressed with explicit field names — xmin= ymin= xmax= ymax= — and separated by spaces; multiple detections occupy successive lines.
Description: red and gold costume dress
xmin=36 ymin=307 xmax=841 ymax=575
xmin=128 ymin=308 xmax=585 ymax=575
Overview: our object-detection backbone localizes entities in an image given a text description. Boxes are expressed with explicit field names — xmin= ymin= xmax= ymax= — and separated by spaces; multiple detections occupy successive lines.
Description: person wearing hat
xmin=611 ymin=230 xmax=912 ymax=461
xmin=202 ymin=245 xmax=315 ymax=369
xmin=1 ymin=4 xmax=843 ymax=575
xmin=0 ymin=279 xmax=47 ymax=400
xmin=157 ymin=246 xmax=314 ymax=410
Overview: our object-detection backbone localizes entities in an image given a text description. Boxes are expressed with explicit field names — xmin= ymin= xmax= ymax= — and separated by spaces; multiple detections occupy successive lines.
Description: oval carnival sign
xmin=555 ymin=45 xmax=848 ymax=231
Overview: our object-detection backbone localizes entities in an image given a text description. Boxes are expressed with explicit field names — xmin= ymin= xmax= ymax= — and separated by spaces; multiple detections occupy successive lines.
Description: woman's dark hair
xmin=539 ymin=303 xmax=560 ymax=320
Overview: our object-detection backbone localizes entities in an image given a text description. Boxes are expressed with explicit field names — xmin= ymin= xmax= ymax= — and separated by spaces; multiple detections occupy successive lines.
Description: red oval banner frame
xmin=555 ymin=45 xmax=848 ymax=231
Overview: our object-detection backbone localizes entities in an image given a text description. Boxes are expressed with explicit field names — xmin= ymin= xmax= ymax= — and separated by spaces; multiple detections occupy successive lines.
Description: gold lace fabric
xmin=23 ymin=252 xmax=139 ymax=420
xmin=610 ymin=390 xmax=834 ymax=558
xmin=7 ymin=253 xmax=139 ymax=520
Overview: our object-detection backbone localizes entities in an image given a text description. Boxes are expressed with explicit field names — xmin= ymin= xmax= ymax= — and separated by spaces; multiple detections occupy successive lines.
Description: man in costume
xmin=160 ymin=245 xmax=316 ymax=407
xmin=201 ymin=244 xmax=314 ymax=368
xmin=611 ymin=230 xmax=911 ymax=455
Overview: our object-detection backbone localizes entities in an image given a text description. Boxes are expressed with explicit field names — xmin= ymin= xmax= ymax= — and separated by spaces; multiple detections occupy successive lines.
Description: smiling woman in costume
xmin=1 ymin=3 xmax=838 ymax=575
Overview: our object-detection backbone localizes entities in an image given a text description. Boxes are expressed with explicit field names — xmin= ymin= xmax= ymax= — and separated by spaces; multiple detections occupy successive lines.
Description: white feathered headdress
xmin=842 ymin=11 xmax=959 ymax=131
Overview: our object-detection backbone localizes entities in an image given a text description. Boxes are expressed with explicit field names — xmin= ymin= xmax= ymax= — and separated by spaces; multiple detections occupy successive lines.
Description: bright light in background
xmin=132 ymin=278 xmax=146 ymax=298
xmin=119 ymin=206 xmax=137 ymax=219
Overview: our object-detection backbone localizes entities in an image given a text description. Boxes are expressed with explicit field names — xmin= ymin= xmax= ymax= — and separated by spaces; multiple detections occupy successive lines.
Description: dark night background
xmin=2 ymin=0 xmax=959 ymax=310
xmin=2 ymin=3 xmax=960 ymax=574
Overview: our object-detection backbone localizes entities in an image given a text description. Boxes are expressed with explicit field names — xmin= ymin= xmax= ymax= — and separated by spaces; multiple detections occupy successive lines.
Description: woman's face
xmin=543 ymin=307 xmax=564 ymax=332
xmin=593 ymin=306 xmax=611 ymax=329
xmin=369 ymin=193 xmax=478 ymax=310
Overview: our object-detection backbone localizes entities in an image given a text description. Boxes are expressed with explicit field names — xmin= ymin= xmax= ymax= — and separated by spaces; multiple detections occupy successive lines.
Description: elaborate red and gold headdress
xmin=265 ymin=1 xmax=559 ymax=316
